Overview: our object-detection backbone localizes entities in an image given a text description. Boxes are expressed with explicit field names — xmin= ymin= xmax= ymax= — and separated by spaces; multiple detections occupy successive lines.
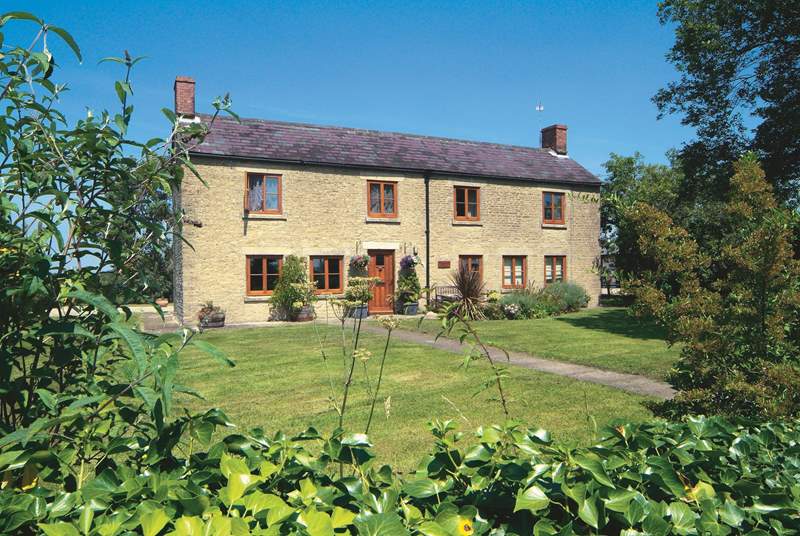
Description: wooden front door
xmin=367 ymin=250 xmax=394 ymax=314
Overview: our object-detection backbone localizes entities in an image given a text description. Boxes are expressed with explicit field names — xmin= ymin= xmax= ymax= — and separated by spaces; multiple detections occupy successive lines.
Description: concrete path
xmin=363 ymin=325 xmax=675 ymax=400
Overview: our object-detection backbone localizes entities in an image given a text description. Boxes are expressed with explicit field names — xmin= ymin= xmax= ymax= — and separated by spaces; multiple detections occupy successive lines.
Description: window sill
xmin=452 ymin=220 xmax=482 ymax=227
xmin=243 ymin=213 xmax=287 ymax=221
xmin=244 ymin=296 xmax=271 ymax=303
xmin=315 ymin=293 xmax=345 ymax=300
xmin=541 ymin=223 xmax=567 ymax=230
xmin=365 ymin=217 xmax=401 ymax=224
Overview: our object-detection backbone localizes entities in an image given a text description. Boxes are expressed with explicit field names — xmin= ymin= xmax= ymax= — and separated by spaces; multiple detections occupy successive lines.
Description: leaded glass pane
xmin=370 ymin=183 xmax=381 ymax=213
xmin=383 ymin=184 xmax=394 ymax=213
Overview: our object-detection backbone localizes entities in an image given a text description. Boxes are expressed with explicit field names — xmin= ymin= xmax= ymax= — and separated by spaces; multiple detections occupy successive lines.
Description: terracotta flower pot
xmin=155 ymin=297 xmax=169 ymax=307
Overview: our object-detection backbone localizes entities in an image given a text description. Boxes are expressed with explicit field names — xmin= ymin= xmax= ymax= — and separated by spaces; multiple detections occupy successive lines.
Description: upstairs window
xmin=459 ymin=255 xmax=483 ymax=280
xmin=246 ymin=173 xmax=282 ymax=214
xmin=367 ymin=181 xmax=397 ymax=218
xmin=543 ymin=191 xmax=565 ymax=224
xmin=247 ymin=255 xmax=282 ymax=295
xmin=454 ymin=186 xmax=480 ymax=221
xmin=544 ymin=255 xmax=566 ymax=283
xmin=311 ymin=256 xmax=343 ymax=293
xmin=502 ymin=256 xmax=527 ymax=289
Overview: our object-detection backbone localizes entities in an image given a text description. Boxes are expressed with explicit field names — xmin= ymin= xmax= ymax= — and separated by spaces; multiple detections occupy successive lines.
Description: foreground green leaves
xmin=2 ymin=416 xmax=799 ymax=535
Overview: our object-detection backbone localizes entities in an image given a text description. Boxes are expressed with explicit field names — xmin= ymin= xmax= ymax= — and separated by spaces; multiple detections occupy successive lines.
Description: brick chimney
xmin=174 ymin=76 xmax=195 ymax=117
xmin=541 ymin=124 xmax=567 ymax=155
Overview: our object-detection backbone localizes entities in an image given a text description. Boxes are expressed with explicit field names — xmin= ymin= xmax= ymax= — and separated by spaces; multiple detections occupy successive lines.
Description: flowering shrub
xmin=344 ymin=276 xmax=377 ymax=304
xmin=496 ymin=282 xmax=590 ymax=319
xmin=501 ymin=302 xmax=522 ymax=319
xmin=349 ymin=254 xmax=370 ymax=271
xmin=400 ymin=253 xmax=421 ymax=270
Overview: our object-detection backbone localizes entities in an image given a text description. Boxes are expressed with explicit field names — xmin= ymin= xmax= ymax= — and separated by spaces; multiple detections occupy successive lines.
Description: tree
xmin=600 ymin=152 xmax=682 ymax=279
xmin=621 ymin=154 xmax=800 ymax=418
xmin=0 ymin=9 xmax=237 ymax=502
xmin=655 ymin=0 xmax=800 ymax=208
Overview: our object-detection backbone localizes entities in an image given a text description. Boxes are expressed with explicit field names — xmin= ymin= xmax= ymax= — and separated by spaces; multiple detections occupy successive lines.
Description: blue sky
xmin=8 ymin=0 xmax=692 ymax=175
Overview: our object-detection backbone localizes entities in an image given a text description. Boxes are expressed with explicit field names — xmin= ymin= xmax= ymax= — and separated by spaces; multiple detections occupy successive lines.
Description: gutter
xmin=424 ymin=172 xmax=431 ymax=307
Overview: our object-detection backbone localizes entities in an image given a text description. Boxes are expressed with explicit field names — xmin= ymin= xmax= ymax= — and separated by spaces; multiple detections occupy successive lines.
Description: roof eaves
xmin=187 ymin=150 xmax=601 ymax=186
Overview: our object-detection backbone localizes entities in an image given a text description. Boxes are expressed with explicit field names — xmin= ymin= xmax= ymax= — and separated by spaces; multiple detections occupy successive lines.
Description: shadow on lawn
xmin=555 ymin=308 xmax=669 ymax=341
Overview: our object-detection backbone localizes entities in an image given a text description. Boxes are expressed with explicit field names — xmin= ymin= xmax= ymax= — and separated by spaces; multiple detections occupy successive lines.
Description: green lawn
xmin=178 ymin=323 xmax=653 ymax=470
xmin=399 ymin=307 xmax=679 ymax=380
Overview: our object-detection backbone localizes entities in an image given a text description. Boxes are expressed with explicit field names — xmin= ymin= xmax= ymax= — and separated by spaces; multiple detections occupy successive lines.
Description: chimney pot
xmin=174 ymin=76 xmax=195 ymax=117
xmin=541 ymin=124 xmax=567 ymax=155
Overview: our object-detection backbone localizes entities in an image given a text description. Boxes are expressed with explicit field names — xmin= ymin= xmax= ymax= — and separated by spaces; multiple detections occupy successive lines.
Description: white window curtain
xmin=248 ymin=175 xmax=264 ymax=211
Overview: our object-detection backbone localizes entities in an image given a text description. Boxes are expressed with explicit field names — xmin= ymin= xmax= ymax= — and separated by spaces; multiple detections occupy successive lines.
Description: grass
xmin=398 ymin=307 xmax=679 ymax=380
xmin=178 ymin=322 xmax=653 ymax=470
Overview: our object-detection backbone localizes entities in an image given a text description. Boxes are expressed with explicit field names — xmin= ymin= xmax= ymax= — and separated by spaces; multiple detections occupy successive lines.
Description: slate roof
xmin=190 ymin=114 xmax=600 ymax=186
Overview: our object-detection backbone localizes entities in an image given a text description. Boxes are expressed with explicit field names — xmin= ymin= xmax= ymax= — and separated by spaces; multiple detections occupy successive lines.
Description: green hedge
xmin=2 ymin=416 xmax=798 ymax=535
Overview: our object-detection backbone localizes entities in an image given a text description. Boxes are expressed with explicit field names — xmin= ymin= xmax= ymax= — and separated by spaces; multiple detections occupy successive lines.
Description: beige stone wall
xmin=175 ymin=158 xmax=601 ymax=324
xmin=176 ymin=158 xmax=427 ymax=324
xmin=427 ymin=177 xmax=601 ymax=304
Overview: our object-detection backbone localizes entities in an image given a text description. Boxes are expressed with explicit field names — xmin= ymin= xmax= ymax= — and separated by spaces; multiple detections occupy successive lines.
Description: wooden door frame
xmin=367 ymin=249 xmax=395 ymax=314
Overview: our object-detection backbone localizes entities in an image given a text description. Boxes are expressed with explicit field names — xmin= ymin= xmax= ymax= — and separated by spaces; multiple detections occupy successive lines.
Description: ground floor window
xmin=311 ymin=256 xmax=343 ymax=293
xmin=544 ymin=255 xmax=566 ymax=283
xmin=459 ymin=255 xmax=483 ymax=280
xmin=502 ymin=255 xmax=526 ymax=288
xmin=247 ymin=255 xmax=282 ymax=295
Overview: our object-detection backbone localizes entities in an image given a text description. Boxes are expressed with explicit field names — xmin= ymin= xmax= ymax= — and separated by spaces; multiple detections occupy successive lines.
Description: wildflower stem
xmin=365 ymin=326 xmax=392 ymax=434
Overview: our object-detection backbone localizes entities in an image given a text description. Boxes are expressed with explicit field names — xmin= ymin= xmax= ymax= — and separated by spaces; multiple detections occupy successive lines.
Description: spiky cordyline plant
xmin=450 ymin=264 xmax=486 ymax=320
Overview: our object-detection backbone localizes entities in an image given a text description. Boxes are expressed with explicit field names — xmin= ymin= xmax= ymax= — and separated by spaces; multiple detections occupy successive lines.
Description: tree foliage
xmin=600 ymin=152 xmax=682 ymax=278
xmin=0 ymin=7 xmax=237 ymax=524
xmin=655 ymin=0 xmax=800 ymax=208
xmin=621 ymin=154 xmax=800 ymax=418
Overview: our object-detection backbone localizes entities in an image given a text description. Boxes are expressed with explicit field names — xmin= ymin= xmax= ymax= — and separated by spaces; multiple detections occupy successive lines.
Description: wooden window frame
xmin=310 ymin=255 xmax=344 ymax=294
xmin=542 ymin=191 xmax=565 ymax=225
xmin=244 ymin=172 xmax=283 ymax=214
xmin=458 ymin=254 xmax=483 ymax=281
xmin=544 ymin=255 xmax=567 ymax=284
xmin=366 ymin=180 xmax=398 ymax=218
xmin=502 ymin=255 xmax=527 ymax=289
xmin=454 ymin=186 xmax=481 ymax=221
xmin=246 ymin=255 xmax=283 ymax=296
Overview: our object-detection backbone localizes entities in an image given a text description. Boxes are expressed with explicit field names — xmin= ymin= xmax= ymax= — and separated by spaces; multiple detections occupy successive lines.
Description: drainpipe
xmin=424 ymin=172 xmax=431 ymax=307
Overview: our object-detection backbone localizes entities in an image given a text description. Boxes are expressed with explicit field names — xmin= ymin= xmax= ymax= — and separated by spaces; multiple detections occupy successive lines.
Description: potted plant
xmin=395 ymin=254 xmax=421 ymax=315
xmin=344 ymin=276 xmax=374 ymax=318
xmin=348 ymin=253 xmax=370 ymax=276
xmin=197 ymin=301 xmax=225 ymax=328
xmin=270 ymin=255 xmax=310 ymax=321
xmin=155 ymin=297 xmax=169 ymax=307
xmin=290 ymin=281 xmax=317 ymax=322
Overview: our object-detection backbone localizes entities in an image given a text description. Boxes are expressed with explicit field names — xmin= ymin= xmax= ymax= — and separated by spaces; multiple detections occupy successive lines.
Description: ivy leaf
xmin=300 ymin=508 xmax=334 ymax=536
xmin=667 ymin=501 xmax=696 ymax=534
xmin=573 ymin=454 xmax=615 ymax=488
xmin=578 ymin=497 xmax=600 ymax=529
xmin=139 ymin=509 xmax=169 ymax=536
xmin=331 ymin=506 xmax=356 ymax=529
xmin=171 ymin=516 xmax=204 ymax=536
xmin=514 ymin=484 xmax=550 ymax=513
xmin=719 ymin=500 xmax=745 ymax=527
xmin=402 ymin=477 xmax=452 ymax=499
xmin=38 ymin=523 xmax=80 ymax=536
xmin=354 ymin=512 xmax=410 ymax=536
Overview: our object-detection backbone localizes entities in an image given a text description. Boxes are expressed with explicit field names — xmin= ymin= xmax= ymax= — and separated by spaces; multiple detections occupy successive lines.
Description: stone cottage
xmin=172 ymin=76 xmax=601 ymax=324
